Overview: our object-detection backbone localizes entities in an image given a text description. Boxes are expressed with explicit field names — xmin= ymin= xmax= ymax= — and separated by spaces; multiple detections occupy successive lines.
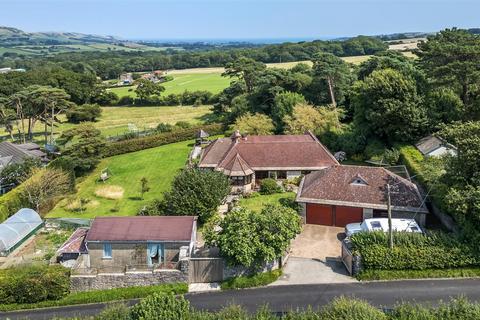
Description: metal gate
xmin=341 ymin=241 xmax=353 ymax=275
xmin=189 ymin=258 xmax=224 ymax=283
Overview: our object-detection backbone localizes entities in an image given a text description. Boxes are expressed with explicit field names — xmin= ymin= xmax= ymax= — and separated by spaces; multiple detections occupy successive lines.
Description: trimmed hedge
xmin=397 ymin=145 xmax=425 ymax=184
xmin=220 ymin=269 xmax=282 ymax=290
xmin=357 ymin=267 xmax=480 ymax=281
xmin=103 ymin=123 xmax=223 ymax=157
xmin=351 ymin=231 xmax=480 ymax=271
xmin=0 ymin=283 xmax=187 ymax=312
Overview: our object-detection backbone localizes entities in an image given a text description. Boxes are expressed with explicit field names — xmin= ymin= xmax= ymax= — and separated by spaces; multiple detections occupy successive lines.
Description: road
xmin=2 ymin=279 xmax=480 ymax=319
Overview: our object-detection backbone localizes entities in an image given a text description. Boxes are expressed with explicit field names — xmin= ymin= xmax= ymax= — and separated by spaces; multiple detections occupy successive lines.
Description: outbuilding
xmin=296 ymin=165 xmax=429 ymax=227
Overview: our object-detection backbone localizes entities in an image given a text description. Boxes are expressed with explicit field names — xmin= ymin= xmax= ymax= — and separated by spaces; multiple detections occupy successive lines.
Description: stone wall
xmin=71 ymin=259 xmax=189 ymax=292
xmin=223 ymin=252 xmax=289 ymax=279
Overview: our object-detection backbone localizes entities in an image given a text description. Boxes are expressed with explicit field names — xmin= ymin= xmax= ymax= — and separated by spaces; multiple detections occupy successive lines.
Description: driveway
xmin=271 ymin=224 xmax=355 ymax=285
xmin=290 ymin=224 xmax=345 ymax=261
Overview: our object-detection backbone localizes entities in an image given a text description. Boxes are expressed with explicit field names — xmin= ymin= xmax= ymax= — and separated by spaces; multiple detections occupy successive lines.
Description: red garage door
xmin=306 ymin=204 xmax=333 ymax=225
xmin=335 ymin=206 xmax=363 ymax=227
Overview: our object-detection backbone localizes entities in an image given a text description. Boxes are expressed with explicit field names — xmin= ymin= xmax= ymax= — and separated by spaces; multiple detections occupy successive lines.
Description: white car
xmin=345 ymin=218 xmax=423 ymax=237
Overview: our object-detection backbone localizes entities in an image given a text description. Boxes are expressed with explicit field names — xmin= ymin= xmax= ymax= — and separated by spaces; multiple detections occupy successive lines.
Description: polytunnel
xmin=0 ymin=208 xmax=43 ymax=256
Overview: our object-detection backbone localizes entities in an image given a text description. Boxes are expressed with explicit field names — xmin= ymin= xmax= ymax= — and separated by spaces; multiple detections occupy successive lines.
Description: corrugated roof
xmin=86 ymin=216 xmax=196 ymax=242
xmin=298 ymin=165 xmax=428 ymax=212
xmin=57 ymin=228 xmax=88 ymax=254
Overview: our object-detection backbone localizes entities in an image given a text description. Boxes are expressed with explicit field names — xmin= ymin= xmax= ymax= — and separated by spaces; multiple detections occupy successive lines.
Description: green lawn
xmin=237 ymin=192 xmax=296 ymax=212
xmin=1 ymin=105 xmax=212 ymax=142
xmin=109 ymin=73 xmax=231 ymax=97
xmin=47 ymin=140 xmax=193 ymax=218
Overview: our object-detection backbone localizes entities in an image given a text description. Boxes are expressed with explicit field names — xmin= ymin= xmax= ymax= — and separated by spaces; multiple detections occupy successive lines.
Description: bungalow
xmin=415 ymin=135 xmax=457 ymax=157
xmin=85 ymin=216 xmax=197 ymax=270
xmin=296 ymin=165 xmax=429 ymax=227
xmin=198 ymin=131 xmax=338 ymax=193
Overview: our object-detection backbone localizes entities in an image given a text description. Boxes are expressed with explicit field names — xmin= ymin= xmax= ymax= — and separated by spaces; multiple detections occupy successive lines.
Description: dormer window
xmin=350 ymin=174 xmax=368 ymax=186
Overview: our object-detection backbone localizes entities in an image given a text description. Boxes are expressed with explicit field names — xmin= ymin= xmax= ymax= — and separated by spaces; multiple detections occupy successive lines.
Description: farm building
xmin=56 ymin=227 xmax=88 ymax=265
xmin=0 ymin=208 xmax=43 ymax=256
xmin=296 ymin=165 xmax=429 ymax=227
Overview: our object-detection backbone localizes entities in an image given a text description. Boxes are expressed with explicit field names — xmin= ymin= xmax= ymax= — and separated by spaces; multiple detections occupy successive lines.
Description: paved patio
xmin=289 ymin=224 xmax=345 ymax=261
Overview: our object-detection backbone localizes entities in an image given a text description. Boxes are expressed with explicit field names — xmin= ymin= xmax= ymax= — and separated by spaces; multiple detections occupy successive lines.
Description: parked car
xmin=345 ymin=218 xmax=423 ymax=237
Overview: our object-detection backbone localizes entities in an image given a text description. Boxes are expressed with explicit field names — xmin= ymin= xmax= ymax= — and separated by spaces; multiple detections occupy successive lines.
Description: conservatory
xmin=0 ymin=208 xmax=43 ymax=256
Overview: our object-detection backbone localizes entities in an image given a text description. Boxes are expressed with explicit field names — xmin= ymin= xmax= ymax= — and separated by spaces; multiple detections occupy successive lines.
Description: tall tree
xmin=312 ymin=52 xmax=351 ymax=107
xmin=418 ymin=28 xmax=480 ymax=117
xmin=272 ymin=92 xmax=306 ymax=131
xmin=223 ymin=57 xmax=266 ymax=94
xmin=352 ymin=68 xmax=427 ymax=143
xmin=134 ymin=79 xmax=165 ymax=101
xmin=0 ymin=97 xmax=16 ymax=141
xmin=283 ymin=104 xmax=342 ymax=136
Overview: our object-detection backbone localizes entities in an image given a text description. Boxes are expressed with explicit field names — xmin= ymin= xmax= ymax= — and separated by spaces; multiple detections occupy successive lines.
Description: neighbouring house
xmin=415 ymin=135 xmax=457 ymax=157
xmin=296 ymin=165 xmax=429 ymax=227
xmin=57 ymin=227 xmax=88 ymax=266
xmin=84 ymin=216 xmax=197 ymax=270
xmin=198 ymin=131 xmax=338 ymax=193
xmin=0 ymin=208 xmax=43 ymax=256
xmin=119 ymin=73 xmax=133 ymax=85
xmin=0 ymin=141 xmax=48 ymax=172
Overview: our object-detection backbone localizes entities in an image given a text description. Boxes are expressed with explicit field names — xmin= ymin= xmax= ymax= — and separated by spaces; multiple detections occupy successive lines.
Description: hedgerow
xmin=350 ymin=231 xmax=480 ymax=271
xmin=103 ymin=123 xmax=223 ymax=157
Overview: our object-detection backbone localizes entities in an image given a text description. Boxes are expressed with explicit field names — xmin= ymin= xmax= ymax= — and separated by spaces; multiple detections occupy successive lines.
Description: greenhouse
xmin=0 ymin=208 xmax=43 ymax=256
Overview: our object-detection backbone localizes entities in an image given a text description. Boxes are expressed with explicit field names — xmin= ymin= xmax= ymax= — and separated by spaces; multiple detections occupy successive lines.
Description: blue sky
xmin=1 ymin=0 xmax=478 ymax=40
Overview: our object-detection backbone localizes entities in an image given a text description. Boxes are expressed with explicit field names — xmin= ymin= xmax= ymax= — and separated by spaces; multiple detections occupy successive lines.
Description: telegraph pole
xmin=387 ymin=183 xmax=393 ymax=249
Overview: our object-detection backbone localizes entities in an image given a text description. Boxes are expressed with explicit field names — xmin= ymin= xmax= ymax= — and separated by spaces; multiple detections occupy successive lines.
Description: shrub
xmin=357 ymin=267 xmax=480 ymax=281
xmin=0 ymin=157 xmax=42 ymax=186
xmin=259 ymin=178 xmax=283 ymax=195
xmin=130 ymin=293 xmax=190 ymax=320
xmin=0 ymin=184 xmax=28 ymax=222
xmin=221 ymin=269 xmax=282 ymax=290
xmin=175 ymin=121 xmax=192 ymax=129
xmin=0 ymin=265 xmax=70 ymax=304
xmin=103 ymin=124 xmax=223 ymax=157
xmin=66 ymin=104 xmax=102 ymax=123
xmin=159 ymin=168 xmax=230 ymax=224
xmin=156 ymin=122 xmax=174 ymax=133
xmin=383 ymin=148 xmax=400 ymax=165
xmin=321 ymin=297 xmax=387 ymax=320
xmin=96 ymin=304 xmax=131 ymax=320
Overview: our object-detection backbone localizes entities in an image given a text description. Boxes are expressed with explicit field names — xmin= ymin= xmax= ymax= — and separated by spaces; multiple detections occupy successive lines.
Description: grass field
xmin=109 ymin=73 xmax=230 ymax=98
xmin=0 ymin=105 xmax=212 ymax=142
xmin=238 ymin=192 xmax=296 ymax=212
xmin=47 ymin=140 xmax=193 ymax=218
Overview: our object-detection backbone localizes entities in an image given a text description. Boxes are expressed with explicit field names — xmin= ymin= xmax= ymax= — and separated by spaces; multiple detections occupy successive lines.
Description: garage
xmin=305 ymin=204 xmax=363 ymax=227
xmin=334 ymin=206 xmax=363 ymax=227
xmin=306 ymin=204 xmax=333 ymax=225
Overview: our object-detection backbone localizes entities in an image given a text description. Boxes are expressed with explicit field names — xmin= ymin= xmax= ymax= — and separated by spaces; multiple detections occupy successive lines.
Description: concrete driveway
xmin=290 ymin=224 xmax=345 ymax=261
xmin=271 ymin=224 xmax=355 ymax=285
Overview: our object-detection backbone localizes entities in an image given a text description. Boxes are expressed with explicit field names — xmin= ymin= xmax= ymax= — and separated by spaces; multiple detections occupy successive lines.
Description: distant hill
xmin=0 ymin=26 xmax=120 ymax=46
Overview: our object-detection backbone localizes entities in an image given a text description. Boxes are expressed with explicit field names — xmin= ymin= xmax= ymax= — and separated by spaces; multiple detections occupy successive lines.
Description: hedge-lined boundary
xmin=351 ymin=231 xmax=480 ymax=271
xmin=0 ymin=183 xmax=27 ymax=223
xmin=357 ymin=267 xmax=480 ymax=281
xmin=103 ymin=123 xmax=223 ymax=157
xmin=0 ymin=283 xmax=187 ymax=312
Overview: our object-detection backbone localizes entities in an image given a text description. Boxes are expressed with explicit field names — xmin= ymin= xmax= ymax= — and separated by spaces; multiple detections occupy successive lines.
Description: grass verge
xmin=357 ymin=268 xmax=480 ymax=281
xmin=0 ymin=283 xmax=187 ymax=312
xmin=221 ymin=269 xmax=282 ymax=290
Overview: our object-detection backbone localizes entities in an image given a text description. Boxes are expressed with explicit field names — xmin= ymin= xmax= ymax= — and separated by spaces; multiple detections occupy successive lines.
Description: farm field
xmin=108 ymin=73 xmax=231 ymax=98
xmin=47 ymin=139 xmax=194 ymax=219
xmin=0 ymin=105 xmax=212 ymax=142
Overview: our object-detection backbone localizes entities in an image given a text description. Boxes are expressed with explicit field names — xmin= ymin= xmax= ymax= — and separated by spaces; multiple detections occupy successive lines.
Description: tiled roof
xmin=220 ymin=153 xmax=254 ymax=176
xmin=198 ymin=132 xmax=338 ymax=173
xmin=297 ymin=165 xmax=428 ymax=213
xmin=86 ymin=216 xmax=196 ymax=242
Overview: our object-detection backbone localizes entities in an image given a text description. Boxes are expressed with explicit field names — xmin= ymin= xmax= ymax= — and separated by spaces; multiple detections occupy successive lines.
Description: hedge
xmin=0 ymin=283 xmax=187 ymax=312
xmin=0 ymin=265 xmax=70 ymax=305
xmin=0 ymin=183 xmax=27 ymax=223
xmin=397 ymin=145 xmax=425 ymax=184
xmin=103 ymin=123 xmax=223 ymax=157
xmin=220 ymin=269 xmax=282 ymax=290
xmin=357 ymin=267 xmax=480 ymax=281
xmin=350 ymin=231 xmax=480 ymax=271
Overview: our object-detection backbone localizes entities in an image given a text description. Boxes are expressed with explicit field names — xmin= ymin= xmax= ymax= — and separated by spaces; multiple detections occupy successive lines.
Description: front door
xmin=147 ymin=243 xmax=164 ymax=267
